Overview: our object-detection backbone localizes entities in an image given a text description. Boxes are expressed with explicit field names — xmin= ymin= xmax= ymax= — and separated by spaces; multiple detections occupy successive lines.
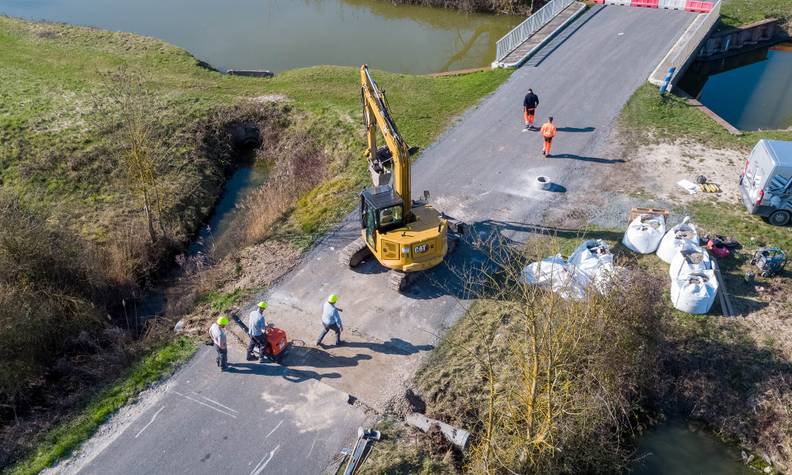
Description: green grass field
xmin=0 ymin=16 xmax=512 ymax=472
xmin=0 ymin=16 xmax=510 ymax=247
xmin=720 ymin=0 xmax=792 ymax=28
xmin=621 ymin=83 xmax=792 ymax=152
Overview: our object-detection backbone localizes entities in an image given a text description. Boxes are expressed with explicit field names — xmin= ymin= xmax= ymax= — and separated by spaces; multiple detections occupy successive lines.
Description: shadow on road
xmin=340 ymin=338 xmax=434 ymax=356
xmin=526 ymin=5 xmax=606 ymax=67
xmin=224 ymin=362 xmax=342 ymax=383
xmin=557 ymin=126 xmax=596 ymax=133
xmin=283 ymin=346 xmax=372 ymax=369
xmin=544 ymin=183 xmax=567 ymax=193
xmin=552 ymin=153 xmax=625 ymax=164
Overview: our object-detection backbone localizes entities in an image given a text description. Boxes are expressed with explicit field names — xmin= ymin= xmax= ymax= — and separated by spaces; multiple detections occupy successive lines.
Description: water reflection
xmin=679 ymin=43 xmax=792 ymax=131
xmin=633 ymin=420 xmax=751 ymax=475
xmin=0 ymin=0 xmax=521 ymax=73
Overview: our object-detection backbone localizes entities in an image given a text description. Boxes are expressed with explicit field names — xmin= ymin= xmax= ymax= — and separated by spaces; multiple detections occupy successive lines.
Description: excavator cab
xmin=361 ymin=185 xmax=404 ymax=249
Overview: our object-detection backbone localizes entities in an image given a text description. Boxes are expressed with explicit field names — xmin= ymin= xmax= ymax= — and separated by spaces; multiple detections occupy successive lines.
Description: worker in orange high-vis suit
xmin=540 ymin=116 xmax=557 ymax=157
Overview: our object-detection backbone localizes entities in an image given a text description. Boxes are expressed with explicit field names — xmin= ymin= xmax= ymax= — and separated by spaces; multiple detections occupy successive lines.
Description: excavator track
xmin=339 ymin=237 xmax=372 ymax=267
xmin=388 ymin=270 xmax=419 ymax=292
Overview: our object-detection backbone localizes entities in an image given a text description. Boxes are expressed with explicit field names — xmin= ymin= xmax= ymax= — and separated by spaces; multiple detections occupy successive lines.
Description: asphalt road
xmin=74 ymin=6 xmax=693 ymax=475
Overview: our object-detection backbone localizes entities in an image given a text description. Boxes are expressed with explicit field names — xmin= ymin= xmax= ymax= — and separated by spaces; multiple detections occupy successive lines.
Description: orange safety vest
xmin=540 ymin=122 xmax=557 ymax=139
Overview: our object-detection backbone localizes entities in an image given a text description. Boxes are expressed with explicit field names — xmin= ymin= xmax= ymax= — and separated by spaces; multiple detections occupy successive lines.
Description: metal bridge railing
xmin=495 ymin=0 xmax=576 ymax=62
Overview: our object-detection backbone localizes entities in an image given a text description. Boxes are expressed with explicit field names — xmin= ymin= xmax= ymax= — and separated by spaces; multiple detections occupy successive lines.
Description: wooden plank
xmin=628 ymin=207 xmax=670 ymax=223
xmin=711 ymin=256 xmax=737 ymax=317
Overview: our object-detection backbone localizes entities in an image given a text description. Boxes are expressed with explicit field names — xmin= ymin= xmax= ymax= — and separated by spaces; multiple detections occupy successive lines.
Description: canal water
xmin=633 ymin=420 xmax=752 ymax=475
xmin=187 ymin=161 xmax=268 ymax=260
xmin=0 ymin=0 xmax=521 ymax=74
xmin=678 ymin=43 xmax=792 ymax=131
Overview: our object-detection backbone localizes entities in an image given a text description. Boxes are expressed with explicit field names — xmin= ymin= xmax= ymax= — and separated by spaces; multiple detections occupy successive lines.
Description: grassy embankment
xmin=361 ymin=238 xmax=666 ymax=474
xmin=7 ymin=338 xmax=196 ymax=475
xmin=719 ymin=0 xmax=792 ymax=28
xmin=0 ymin=16 xmax=511 ymax=471
xmin=389 ymin=0 xmax=542 ymax=15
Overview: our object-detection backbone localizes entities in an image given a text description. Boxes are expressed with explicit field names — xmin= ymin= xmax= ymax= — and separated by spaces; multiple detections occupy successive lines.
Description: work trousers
xmin=543 ymin=137 xmax=553 ymax=156
xmin=247 ymin=334 xmax=269 ymax=362
xmin=524 ymin=108 xmax=536 ymax=126
xmin=215 ymin=346 xmax=228 ymax=369
xmin=317 ymin=323 xmax=342 ymax=346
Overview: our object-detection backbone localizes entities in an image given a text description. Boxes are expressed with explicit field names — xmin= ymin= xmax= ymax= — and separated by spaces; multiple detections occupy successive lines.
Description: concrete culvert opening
xmin=229 ymin=121 xmax=262 ymax=150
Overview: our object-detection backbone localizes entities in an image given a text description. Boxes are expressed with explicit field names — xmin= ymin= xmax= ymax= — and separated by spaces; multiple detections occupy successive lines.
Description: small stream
xmin=187 ymin=161 xmax=268 ymax=261
xmin=633 ymin=420 xmax=752 ymax=474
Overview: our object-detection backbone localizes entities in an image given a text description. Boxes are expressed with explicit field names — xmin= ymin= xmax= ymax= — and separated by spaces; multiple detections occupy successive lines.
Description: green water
xmin=0 ymin=0 xmax=521 ymax=73
xmin=633 ymin=421 xmax=752 ymax=475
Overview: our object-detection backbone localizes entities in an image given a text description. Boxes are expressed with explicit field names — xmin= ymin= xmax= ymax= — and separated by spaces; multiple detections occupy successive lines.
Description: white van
xmin=739 ymin=139 xmax=792 ymax=226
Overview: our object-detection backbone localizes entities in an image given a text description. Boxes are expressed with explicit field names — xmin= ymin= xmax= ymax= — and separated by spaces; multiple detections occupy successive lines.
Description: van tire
xmin=768 ymin=210 xmax=791 ymax=226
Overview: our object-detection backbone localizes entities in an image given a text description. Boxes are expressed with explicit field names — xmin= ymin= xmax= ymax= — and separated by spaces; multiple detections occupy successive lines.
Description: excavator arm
xmin=360 ymin=65 xmax=412 ymax=220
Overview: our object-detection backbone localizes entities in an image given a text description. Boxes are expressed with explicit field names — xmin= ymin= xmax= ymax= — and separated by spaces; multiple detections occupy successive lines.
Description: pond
xmin=0 ymin=0 xmax=521 ymax=74
xmin=678 ymin=43 xmax=792 ymax=131
xmin=633 ymin=420 xmax=752 ymax=475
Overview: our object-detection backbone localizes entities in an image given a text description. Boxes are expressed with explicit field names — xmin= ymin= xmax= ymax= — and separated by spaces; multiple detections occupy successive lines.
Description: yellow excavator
xmin=339 ymin=65 xmax=457 ymax=291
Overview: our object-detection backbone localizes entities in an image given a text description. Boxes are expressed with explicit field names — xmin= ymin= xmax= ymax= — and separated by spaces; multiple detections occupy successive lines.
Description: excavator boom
xmin=360 ymin=65 xmax=411 ymax=219
xmin=339 ymin=65 xmax=449 ymax=291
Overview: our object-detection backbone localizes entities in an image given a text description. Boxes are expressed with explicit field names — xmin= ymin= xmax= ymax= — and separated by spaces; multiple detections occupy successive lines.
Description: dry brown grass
xmin=238 ymin=129 xmax=330 ymax=246
xmin=389 ymin=0 xmax=547 ymax=14
xmin=366 ymin=236 xmax=666 ymax=474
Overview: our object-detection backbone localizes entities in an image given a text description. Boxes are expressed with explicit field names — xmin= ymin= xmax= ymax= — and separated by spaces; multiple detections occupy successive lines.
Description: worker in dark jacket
xmin=523 ymin=89 xmax=539 ymax=130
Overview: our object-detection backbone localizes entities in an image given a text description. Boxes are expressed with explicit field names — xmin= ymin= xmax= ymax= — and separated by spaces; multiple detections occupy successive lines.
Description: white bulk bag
xmin=568 ymin=239 xmax=616 ymax=295
xmin=670 ymin=271 xmax=718 ymax=314
xmin=669 ymin=244 xmax=712 ymax=279
xmin=657 ymin=217 xmax=699 ymax=263
xmin=521 ymin=254 xmax=567 ymax=287
xmin=521 ymin=254 xmax=587 ymax=301
xmin=622 ymin=214 xmax=666 ymax=254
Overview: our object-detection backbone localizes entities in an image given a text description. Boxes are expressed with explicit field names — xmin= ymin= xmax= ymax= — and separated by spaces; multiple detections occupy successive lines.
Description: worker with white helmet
xmin=316 ymin=294 xmax=343 ymax=347
xmin=210 ymin=316 xmax=229 ymax=370
xmin=247 ymin=301 xmax=268 ymax=363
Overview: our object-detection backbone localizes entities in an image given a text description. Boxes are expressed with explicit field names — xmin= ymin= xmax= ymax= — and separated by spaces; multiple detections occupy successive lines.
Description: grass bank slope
xmin=0 ymin=15 xmax=511 ymax=470
xmin=362 ymin=239 xmax=665 ymax=474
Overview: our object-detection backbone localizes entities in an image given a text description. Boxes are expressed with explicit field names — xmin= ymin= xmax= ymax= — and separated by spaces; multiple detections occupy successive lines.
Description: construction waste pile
xmin=521 ymin=239 xmax=617 ymax=300
xmin=623 ymin=213 xmax=718 ymax=314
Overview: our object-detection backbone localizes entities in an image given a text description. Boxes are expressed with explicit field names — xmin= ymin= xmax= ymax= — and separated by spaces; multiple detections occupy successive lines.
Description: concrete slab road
xmin=69 ymin=5 xmax=694 ymax=475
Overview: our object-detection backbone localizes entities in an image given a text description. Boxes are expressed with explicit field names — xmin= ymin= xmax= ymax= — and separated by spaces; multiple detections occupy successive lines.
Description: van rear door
xmin=740 ymin=142 xmax=770 ymax=212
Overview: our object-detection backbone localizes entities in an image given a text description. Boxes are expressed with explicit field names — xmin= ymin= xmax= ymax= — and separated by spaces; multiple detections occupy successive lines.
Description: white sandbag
xmin=670 ymin=271 xmax=719 ymax=314
xmin=568 ymin=239 xmax=616 ymax=295
xmin=657 ymin=217 xmax=699 ymax=263
xmin=622 ymin=214 xmax=666 ymax=254
xmin=521 ymin=254 xmax=567 ymax=287
xmin=521 ymin=254 xmax=587 ymax=300
xmin=669 ymin=243 xmax=712 ymax=279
